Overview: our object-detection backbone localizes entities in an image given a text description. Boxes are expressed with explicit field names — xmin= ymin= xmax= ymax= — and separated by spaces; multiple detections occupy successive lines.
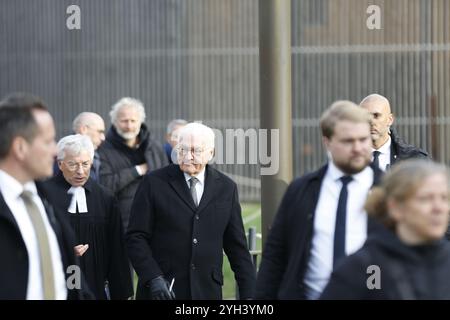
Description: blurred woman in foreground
xmin=321 ymin=160 xmax=450 ymax=299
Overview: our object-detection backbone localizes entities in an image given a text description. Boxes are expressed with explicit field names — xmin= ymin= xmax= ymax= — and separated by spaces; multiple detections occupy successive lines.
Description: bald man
xmin=72 ymin=112 xmax=106 ymax=150
xmin=360 ymin=94 xmax=428 ymax=171
xmin=54 ymin=112 xmax=106 ymax=180
xmin=72 ymin=112 xmax=105 ymax=181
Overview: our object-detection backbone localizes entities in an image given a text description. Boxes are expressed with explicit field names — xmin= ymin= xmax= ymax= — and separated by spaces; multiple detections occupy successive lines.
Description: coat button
xmin=191 ymin=263 xmax=196 ymax=270
xmin=193 ymin=238 xmax=198 ymax=244
xmin=195 ymin=214 xmax=199 ymax=220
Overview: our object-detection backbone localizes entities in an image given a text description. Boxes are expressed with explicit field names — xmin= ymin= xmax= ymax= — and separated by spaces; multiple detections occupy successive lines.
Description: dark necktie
xmin=91 ymin=152 xmax=101 ymax=182
xmin=21 ymin=190 xmax=56 ymax=299
xmin=372 ymin=151 xmax=381 ymax=169
xmin=189 ymin=177 xmax=199 ymax=207
xmin=333 ymin=176 xmax=353 ymax=269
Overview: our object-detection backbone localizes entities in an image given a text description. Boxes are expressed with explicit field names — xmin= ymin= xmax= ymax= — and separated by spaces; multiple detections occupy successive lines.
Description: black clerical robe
xmin=43 ymin=174 xmax=133 ymax=299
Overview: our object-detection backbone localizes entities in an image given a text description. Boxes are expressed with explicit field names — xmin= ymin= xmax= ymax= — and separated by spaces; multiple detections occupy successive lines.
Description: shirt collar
xmin=67 ymin=186 xmax=88 ymax=213
xmin=373 ymin=136 xmax=391 ymax=155
xmin=328 ymin=161 xmax=373 ymax=185
xmin=0 ymin=169 xmax=38 ymax=200
xmin=184 ymin=167 xmax=206 ymax=186
xmin=68 ymin=186 xmax=84 ymax=193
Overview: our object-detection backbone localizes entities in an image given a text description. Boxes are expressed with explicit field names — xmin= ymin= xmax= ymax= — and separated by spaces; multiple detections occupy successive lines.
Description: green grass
xmin=222 ymin=202 xmax=261 ymax=299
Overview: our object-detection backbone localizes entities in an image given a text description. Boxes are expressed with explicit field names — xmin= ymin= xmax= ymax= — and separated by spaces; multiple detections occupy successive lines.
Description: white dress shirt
xmin=303 ymin=162 xmax=373 ymax=299
xmin=184 ymin=168 xmax=206 ymax=205
xmin=373 ymin=136 xmax=391 ymax=171
xmin=0 ymin=170 xmax=67 ymax=300
xmin=67 ymin=186 xmax=88 ymax=213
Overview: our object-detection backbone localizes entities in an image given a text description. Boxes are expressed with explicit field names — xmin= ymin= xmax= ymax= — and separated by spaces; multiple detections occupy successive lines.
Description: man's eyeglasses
xmin=177 ymin=146 xmax=205 ymax=157
xmin=64 ymin=161 xmax=92 ymax=172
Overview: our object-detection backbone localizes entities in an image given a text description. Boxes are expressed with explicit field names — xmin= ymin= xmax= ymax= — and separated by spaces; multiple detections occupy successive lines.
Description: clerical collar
xmin=67 ymin=186 xmax=88 ymax=213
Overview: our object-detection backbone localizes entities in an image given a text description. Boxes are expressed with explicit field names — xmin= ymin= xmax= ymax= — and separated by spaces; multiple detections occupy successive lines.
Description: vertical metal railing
xmin=234 ymin=226 xmax=261 ymax=299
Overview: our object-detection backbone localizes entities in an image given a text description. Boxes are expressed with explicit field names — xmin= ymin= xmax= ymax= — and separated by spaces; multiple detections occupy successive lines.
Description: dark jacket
xmin=163 ymin=142 xmax=174 ymax=164
xmin=390 ymin=128 xmax=429 ymax=166
xmin=43 ymin=174 xmax=133 ymax=300
xmin=98 ymin=124 xmax=168 ymax=230
xmin=254 ymin=163 xmax=383 ymax=300
xmin=320 ymin=227 xmax=450 ymax=299
xmin=0 ymin=182 xmax=92 ymax=300
xmin=126 ymin=164 xmax=256 ymax=300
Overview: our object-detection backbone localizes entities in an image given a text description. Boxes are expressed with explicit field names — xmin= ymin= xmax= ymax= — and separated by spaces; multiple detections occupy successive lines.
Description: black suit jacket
xmin=43 ymin=174 xmax=133 ymax=300
xmin=389 ymin=128 xmax=429 ymax=167
xmin=126 ymin=164 xmax=256 ymax=300
xmin=254 ymin=164 xmax=383 ymax=300
xmin=0 ymin=181 xmax=92 ymax=299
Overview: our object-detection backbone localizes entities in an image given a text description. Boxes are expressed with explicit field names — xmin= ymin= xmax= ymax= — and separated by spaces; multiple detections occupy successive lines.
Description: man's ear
xmin=322 ymin=136 xmax=330 ymax=151
xmin=10 ymin=136 xmax=29 ymax=161
xmin=207 ymin=148 xmax=215 ymax=162
xmin=57 ymin=160 xmax=63 ymax=171
xmin=388 ymin=113 xmax=394 ymax=127
xmin=78 ymin=125 xmax=88 ymax=135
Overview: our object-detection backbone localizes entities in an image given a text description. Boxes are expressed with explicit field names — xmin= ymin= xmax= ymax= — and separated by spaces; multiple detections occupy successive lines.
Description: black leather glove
xmin=149 ymin=276 xmax=175 ymax=300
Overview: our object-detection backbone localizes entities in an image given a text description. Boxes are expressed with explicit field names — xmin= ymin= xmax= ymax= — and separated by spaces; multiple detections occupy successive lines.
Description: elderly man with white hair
xmin=126 ymin=122 xmax=256 ymax=300
xmin=97 ymin=97 xmax=168 ymax=231
xmin=53 ymin=112 xmax=105 ymax=181
xmin=44 ymin=134 xmax=133 ymax=300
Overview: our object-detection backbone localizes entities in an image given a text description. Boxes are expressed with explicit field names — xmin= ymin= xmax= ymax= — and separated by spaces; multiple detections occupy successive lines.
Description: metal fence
xmin=1 ymin=0 xmax=449 ymax=201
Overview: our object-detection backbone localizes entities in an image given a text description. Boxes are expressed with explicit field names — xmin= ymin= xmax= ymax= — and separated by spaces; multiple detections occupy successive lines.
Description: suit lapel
xmin=41 ymin=175 xmax=72 ymax=215
xmin=196 ymin=166 xmax=219 ymax=215
xmin=36 ymin=181 xmax=64 ymax=238
xmin=0 ymin=191 xmax=20 ymax=232
xmin=168 ymin=165 xmax=197 ymax=212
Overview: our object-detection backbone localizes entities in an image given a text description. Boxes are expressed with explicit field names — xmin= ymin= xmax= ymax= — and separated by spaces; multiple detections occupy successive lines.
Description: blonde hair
xmin=365 ymin=159 xmax=449 ymax=229
xmin=320 ymin=100 xmax=372 ymax=138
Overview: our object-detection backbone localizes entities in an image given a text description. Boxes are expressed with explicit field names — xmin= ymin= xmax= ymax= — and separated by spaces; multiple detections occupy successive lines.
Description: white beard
xmin=116 ymin=127 xmax=139 ymax=140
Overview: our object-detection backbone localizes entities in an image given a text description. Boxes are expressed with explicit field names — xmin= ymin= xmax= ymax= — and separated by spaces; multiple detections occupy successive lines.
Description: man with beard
xmin=360 ymin=94 xmax=428 ymax=171
xmin=97 ymin=97 xmax=168 ymax=231
xmin=255 ymin=100 xmax=384 ymax=300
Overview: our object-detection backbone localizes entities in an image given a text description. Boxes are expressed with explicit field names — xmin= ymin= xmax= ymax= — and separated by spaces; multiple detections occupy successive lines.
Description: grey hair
xmin=177 ymin=122 xmax=215 ymax=150
xmin=109 ymin=97 xmax=146 ymax=125
xmin=72 ymin=112 xmax=103 ymax=133
xmin=166 ymin=119 xmax=188 ymax=134
xmin=57 ymin=134 xmax=94 ymax=161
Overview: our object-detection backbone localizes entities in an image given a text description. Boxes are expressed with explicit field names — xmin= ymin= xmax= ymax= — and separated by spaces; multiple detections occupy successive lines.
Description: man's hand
xmin=149 ymin=276 xmax=175 ymax=300
xmin=74 ymin=244 xmax=89 ymax=257
xmin=137 ymin=163 xmax=148 ymax=175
